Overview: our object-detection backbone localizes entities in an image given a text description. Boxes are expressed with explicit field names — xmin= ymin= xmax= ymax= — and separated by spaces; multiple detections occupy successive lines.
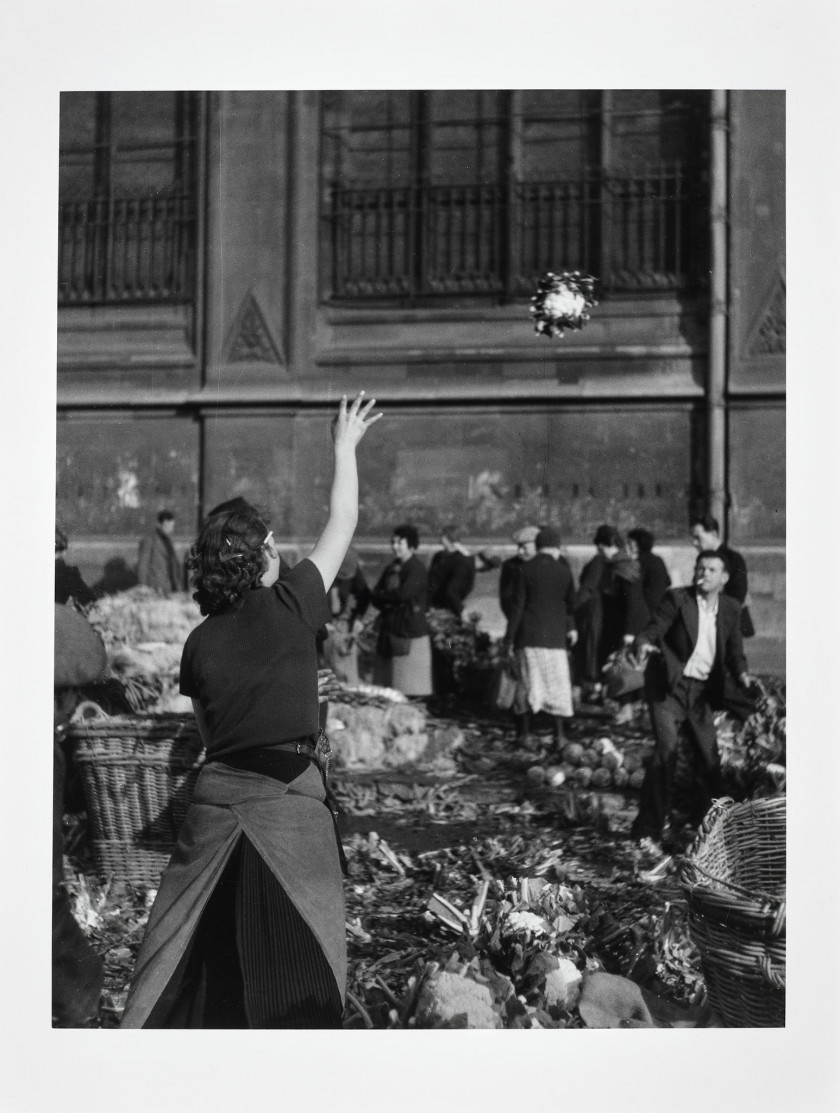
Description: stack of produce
xmin=529 ymin=736 xmax=651 ymax=792
xmin=82 ymin=589 xmax=203 ymax=713
xmin=426 ymin=608 xmax=498 ymax=701
xmin=328 ymin=689 xmax=462 ymax=772
xmin=716 ymin=679 xmax=786 ymax=798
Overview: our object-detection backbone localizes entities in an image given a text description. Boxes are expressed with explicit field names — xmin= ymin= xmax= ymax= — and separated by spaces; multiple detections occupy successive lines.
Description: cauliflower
xmin=593 ymin=736 xmax=617 ymax=756
xmin=543 ymin=287 xmax=586 ymax=320
xmin=414 ymin=970 xmax=503 ymax=1029
xmin=544 ymin=958 xmax=583 ymax=1010
xmin=502 ymin=910 xmax=550 ymax=937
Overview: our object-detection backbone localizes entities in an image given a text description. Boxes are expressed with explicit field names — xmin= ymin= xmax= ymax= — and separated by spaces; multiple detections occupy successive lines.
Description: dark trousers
xmin=633 ymin=676 xmax=721 ymax=839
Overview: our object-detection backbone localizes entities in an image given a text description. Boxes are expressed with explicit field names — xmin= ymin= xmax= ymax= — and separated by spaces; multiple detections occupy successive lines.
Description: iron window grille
xmin=58 ymin=92 xmax=199 ymax=306
xmin=321 ymin=90 xmax=709 ymax=303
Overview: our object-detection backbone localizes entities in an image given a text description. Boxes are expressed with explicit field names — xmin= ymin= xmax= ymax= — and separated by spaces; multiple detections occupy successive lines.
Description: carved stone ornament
xmin=748 ymin=269 xmax=786 ymax=356
xmin=226 ymin=292 xmax=284 ymax=365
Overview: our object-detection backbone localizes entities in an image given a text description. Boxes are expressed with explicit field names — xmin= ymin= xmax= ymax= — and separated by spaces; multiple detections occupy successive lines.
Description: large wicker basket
xmin=69 ymin=710 xmax=205 ymax=887
xmin=678 ymin=795 xmax=786 ymax=1027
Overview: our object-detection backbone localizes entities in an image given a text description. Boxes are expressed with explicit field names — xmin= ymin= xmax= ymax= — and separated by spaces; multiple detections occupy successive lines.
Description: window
xmin=321 ymin=90 xmax=709 ymax=302
xmin=58 ymin=92 xmax=199 ymax=305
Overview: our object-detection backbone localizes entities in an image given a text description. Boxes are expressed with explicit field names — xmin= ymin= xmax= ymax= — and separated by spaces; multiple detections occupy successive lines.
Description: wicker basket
xmin=69 ymin=710 xmax=205 ymax=887
xmin=678 ymin=795 xmax=786 ymax=1027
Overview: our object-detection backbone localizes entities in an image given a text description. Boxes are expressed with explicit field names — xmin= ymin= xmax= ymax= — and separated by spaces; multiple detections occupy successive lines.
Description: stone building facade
xmin=56 ymin=90 xmax=785 ymax=642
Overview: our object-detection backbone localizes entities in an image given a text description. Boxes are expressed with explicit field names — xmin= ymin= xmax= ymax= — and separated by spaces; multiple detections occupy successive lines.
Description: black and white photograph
xmin=2 ymin=1 xmax=839 ymax=1110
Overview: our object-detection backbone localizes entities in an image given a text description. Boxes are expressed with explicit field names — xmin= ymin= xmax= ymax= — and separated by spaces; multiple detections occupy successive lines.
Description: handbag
xmin=493 ymin=658 xmax=519 ymax=711
xmin=602 ymin=647 xmax=646 ymax=700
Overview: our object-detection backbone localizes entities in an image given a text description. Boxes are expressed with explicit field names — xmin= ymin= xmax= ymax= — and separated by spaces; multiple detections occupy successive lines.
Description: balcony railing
xmin=58 ymin=193 xmax=196 ymax=305
xmin=326 ymin=164 xmax=703 ymax=301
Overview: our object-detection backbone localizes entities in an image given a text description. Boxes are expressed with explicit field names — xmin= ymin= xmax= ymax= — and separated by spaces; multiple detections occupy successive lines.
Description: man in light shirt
xmin=629 ymin=550 xmax=756 ymax=851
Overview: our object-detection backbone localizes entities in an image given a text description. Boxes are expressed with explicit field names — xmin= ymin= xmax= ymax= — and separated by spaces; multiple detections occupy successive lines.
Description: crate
xmin=69 ymin=711 xmax=204 ymax=887
xmin=678 ymin=795 xmax=786 ymax=1027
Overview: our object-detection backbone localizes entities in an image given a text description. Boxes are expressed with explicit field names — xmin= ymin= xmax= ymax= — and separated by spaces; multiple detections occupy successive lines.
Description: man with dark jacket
xmin=689 ymin=514 xmax=754 ymax=637
xmin=504 ymin=526 xmax=578 ymax=750
xmin=427 ymin=525 xmax=476 ymax=616
xmin=137 ymin=509 xmax=181 ymax=595
xmin=630 ymin=550 xmax=756 ymax=850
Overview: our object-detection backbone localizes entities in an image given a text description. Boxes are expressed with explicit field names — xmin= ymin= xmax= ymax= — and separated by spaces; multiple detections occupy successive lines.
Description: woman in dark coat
xmin=504 ymin=526 xmax=578 ymax=749
xmin=371 ymin=523 xmax=433 ymax=697
xmin=574 ymin=525 xmax=649 ymax=690
xmin=627 ymin=528 xmax=672 ymax=616
xmin=427 ymin=524 xmax=476 ymax=616
xmin=120 ymin=392 xmax=381 ymax=1028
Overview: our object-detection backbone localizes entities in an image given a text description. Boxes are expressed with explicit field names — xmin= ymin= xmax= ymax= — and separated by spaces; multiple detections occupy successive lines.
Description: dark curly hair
xmin=393 ymin=523 xmax=420 ymax=550
xmin=627 ymin=527 xmax=655 ymax=553
xmin=188 ymin=501 xmax=271 ymax=615
xmin=593 ymin=524 xmax=623 ymax=549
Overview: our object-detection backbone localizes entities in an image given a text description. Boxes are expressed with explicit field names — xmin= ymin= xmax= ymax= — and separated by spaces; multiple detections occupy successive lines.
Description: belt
xmin=274 ymin=738 xmax=318 ymax=756
xmin=207 ymin=737 xmax=319 ymax=767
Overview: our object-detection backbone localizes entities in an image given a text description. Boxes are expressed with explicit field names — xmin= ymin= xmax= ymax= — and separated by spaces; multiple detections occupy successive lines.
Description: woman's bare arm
xmin=308 ymin=392 xmax=381 ymax=591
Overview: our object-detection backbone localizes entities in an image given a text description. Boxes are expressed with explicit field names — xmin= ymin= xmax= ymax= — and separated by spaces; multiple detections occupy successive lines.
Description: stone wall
xmin=56 ymin=91 xmax=785 ymax=643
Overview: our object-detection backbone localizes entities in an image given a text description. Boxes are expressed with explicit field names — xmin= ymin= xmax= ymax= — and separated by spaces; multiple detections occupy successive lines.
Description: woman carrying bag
xmin=371 ymin=523 xmax=433 ymax=698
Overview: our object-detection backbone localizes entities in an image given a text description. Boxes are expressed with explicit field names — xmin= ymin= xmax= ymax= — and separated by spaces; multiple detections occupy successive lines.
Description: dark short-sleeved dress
xmin=121 ymin=560 xmax=346 ymax=1029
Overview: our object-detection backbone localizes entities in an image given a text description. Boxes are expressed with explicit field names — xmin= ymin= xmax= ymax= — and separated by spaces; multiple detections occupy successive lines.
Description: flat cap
xmin=512 ymin=525 xmax=539 ymax=544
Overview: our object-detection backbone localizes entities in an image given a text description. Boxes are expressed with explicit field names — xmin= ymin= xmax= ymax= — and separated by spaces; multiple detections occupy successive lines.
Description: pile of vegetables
xmin=341 ymin=826 xmax=705 ymax=1029
xmin=327 ymin=696 xmax=461 ymax=773
xmin=59 ymin=661 xmax=783 ymax=1027
xmin=425 ymin=608 xmax=499 ymax=701
xmin=84 ymin=588 xmax=201 ymax=649
xmin=717 ymin=678 xmax=787 ymax=799
xmin=80 ymin=589 xmax=202 ymax=714
xmin=526 ymin=735 xmax=650 ymax=792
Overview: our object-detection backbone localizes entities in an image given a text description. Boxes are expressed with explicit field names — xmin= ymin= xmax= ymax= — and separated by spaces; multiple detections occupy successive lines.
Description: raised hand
xmin=331 ymin=391 xmax=382 ymax=450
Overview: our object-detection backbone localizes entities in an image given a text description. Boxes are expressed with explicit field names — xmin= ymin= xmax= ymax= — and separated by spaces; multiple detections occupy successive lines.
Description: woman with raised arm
xmin=121 ymin=392 xmax=381 ymax=1029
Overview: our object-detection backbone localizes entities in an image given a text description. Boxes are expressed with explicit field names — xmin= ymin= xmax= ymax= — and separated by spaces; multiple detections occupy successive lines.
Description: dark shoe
xmin=660 ymin=822 xmax=678 ymax=854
